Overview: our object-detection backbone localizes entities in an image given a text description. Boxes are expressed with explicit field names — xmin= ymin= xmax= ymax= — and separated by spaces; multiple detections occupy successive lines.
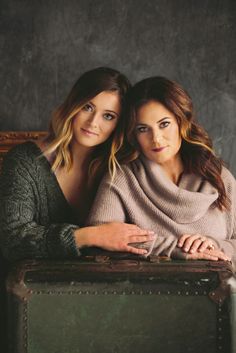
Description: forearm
xmin=214 ymin=238 xmax=236 ymax=261
xmin=0 ymin=221 xmax=79 ymax=261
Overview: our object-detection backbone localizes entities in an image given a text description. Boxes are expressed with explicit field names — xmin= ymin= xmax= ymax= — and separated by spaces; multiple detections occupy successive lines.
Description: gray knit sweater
xmin=87 ymin=155 xmax=236 ymax=263
xmin=0 ymin=142 xmax=80 ymax=261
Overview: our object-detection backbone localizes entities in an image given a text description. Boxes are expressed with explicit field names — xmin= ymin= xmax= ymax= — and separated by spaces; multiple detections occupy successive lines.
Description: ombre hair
xmin=44 ymin=67 xmax=131 ymax=186
xmin=124 ymin=76 xmax=229 ymax=210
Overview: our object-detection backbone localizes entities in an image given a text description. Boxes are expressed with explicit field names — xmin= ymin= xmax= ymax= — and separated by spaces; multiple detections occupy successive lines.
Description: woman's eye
xmin=103 ymin=113 xmax=115 ymax=121
xmin=83 ymin=103 xmax=93 ymax=112
xmin=136 ymin=126 xmax=148 ymax=133
xmin=159 ymin=121 xmax=170 ymax=129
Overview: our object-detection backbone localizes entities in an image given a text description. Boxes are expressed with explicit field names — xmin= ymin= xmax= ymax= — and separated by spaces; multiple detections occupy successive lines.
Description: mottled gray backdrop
xmin=0 ymin=0 xmax=236 ymax=174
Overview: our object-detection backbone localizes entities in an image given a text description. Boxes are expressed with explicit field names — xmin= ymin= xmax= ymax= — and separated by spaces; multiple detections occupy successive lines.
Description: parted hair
xmin=44 ymin=67 xmax=131 ymax=186
xmin=124 ymin=76 xmax=229 ymax=210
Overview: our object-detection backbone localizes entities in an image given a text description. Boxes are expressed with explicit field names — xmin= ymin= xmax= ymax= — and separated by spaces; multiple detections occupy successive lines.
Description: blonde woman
xmin=0 ymin=67 xmax=154 ymax=261
xmin=87 ymin=76 xmax=235 ymax=266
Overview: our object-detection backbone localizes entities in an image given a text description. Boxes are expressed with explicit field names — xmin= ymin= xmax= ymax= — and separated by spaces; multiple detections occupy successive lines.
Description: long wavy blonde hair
xmin=43 ymin=67 xmax=131 ymax=187
xmin=123 ymin=76 xmax=229 ymax=210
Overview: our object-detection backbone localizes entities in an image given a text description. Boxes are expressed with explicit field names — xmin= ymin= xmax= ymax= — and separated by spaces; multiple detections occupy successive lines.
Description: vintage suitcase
xmin=0 ymin=251 xmax=8 ymax=353
xmin=6 ymin=256 xmax=236 ymax=353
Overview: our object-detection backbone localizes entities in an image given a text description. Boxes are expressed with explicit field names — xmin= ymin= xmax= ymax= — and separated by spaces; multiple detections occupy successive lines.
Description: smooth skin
xmin=135 ymin=100 xmax=229 ymax=261
xmin=38 ymin=91 xmax=154 ymax=255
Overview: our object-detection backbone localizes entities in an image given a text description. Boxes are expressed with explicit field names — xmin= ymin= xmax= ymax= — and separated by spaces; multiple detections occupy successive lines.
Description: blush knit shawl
xmin=87 ymin=155 xmax=236 ymax=264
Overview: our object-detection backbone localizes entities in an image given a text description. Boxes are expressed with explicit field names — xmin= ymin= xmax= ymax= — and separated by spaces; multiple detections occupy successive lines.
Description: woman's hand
xmin=75 ymin=222 xmax=155 ymax=255
xmin=177 ymin=233 xmax=218 ymax=254
xmin=174 ymin=247 xmax=230 ymax=261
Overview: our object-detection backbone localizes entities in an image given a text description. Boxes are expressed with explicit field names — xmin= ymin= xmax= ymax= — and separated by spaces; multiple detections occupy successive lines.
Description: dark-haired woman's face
xmin=72 ymin=91 xmax=121 ymax=149
xmin=135 ymin=100 xmax=182 ymax=171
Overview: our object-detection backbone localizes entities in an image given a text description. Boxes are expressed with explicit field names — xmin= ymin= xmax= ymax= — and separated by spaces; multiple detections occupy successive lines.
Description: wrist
xmin=74 ymin=227 xmax=97 ymax=249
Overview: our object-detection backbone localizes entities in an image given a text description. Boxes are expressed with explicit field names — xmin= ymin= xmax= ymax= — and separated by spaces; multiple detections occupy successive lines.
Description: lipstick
xmin=152 ymin=147 xmax=166 ymax=152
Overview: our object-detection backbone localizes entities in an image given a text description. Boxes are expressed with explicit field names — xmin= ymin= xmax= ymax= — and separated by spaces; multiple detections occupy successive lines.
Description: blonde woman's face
xmin=135 ymin=100 xmax=182 ymax=169
xmin=72 ymin=91 xmax=121 ymax=148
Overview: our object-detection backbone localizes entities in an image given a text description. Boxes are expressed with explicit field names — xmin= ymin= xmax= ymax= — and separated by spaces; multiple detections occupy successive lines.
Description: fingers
xmin=127 ymin=227 xmax=155 ymax=237
xmin=204 ymin=249 xmax=230 ymax=261
xmin=186 ymin=252 xmax=219 ymax=261
xmin=178 ymin=234 xmax=203 ymax=252
xmin=178 ymin=234 xmax=217 ymax=254
xmin=125 ymin=245 xmax=148 ymax=256
xmin=128 ymin=234 xmax=156 ymax=243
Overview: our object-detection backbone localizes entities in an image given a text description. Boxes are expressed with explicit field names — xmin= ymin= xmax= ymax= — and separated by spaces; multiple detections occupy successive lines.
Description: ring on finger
xmin=207 ymin=243 xmax=215 ymax=250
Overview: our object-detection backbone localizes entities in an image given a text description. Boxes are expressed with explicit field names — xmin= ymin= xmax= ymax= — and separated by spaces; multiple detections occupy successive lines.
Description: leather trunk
xmin=6 ymin=257 xmax=235 ymax=353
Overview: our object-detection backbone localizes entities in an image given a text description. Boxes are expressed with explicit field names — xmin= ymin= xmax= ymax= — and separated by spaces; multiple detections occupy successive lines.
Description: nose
xmin=152 ymin=129 xmax=162 ymax=145
xmin=87 ymin=112 xmax=99 ymax=126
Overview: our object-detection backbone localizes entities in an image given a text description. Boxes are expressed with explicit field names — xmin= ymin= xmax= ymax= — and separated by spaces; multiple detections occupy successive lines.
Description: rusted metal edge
xmin=208 ymin=270 xmax=234 ymax=304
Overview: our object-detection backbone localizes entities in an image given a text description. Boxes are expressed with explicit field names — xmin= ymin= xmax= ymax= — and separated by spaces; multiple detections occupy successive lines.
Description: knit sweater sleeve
xmin=0 ymin=145 xmax=80 ymax=261
xmin=212 ymin=168 xmax=236 ymax=262
xmin=87 ymin=173 xmax=126 ymax=225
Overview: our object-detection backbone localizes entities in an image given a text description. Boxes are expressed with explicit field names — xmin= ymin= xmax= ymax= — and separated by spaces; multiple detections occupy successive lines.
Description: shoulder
xmin=5 ymin=141 xmax=41 ymax=160
xmin=99 ymin=159 xmax=141 ymax=190
xmin=1 ymin=142 xmax=43 ymax=176
xmin=221 ymin=166 xmax=236 ymax=197
xmin=221 ymin=166 xmax=236 ymax=185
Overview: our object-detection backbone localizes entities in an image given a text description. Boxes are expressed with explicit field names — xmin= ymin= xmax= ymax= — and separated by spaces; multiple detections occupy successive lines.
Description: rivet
xmin=195 ymin=291 xmax=198 ymax=295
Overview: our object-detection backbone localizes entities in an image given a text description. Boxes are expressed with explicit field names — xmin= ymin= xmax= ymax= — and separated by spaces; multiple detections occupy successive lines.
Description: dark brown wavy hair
xmin=124 ymin=76 xmax=229 ymax=211
xmin=44 ymin=67 xmax=131 ymax=187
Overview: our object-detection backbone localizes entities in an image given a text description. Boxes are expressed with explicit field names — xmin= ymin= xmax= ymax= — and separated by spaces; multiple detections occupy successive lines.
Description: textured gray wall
xmin=0 ymin=0 xmax=236 ymax=174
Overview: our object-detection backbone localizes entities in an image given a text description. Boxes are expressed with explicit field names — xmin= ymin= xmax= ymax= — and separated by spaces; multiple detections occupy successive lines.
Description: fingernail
xmin=177 ymin=243 xmax=182 ymax=247
xmin=184 ymin=247 xmax=188 ymax=252
xmin=190 ymin=249 xmax=194 ymax=253
xmin=148 ymin=230 xmax=155 ymax=235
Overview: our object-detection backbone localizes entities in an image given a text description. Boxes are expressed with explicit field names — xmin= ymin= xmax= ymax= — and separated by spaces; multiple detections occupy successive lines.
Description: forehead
xmin=90 ymin=91 xmax=121 ymax=112
xmin=136 ymin=100 xmax=176 ymax=123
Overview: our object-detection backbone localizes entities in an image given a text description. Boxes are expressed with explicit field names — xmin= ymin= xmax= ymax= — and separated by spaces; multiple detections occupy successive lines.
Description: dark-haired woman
xmin=0 ymin=67 xmax=154 ymax=261
xmin=87 ymin=76 xmax=235 ymax=266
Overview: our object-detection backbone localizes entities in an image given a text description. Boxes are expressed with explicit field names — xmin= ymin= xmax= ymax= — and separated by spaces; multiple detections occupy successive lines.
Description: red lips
xmin=152 ymin=146 xmax=166 ymax=152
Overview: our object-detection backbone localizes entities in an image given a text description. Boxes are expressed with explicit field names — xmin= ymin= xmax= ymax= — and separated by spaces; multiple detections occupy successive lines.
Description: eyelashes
xmin=136 ymin=121 xmax=171 ymax=133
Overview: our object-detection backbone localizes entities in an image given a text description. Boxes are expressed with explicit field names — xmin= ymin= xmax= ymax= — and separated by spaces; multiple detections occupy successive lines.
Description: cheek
xmin=136 ymin=135 xmax=148 ymax=151
xmin=103 ymin=121 xmax=118 ymax=137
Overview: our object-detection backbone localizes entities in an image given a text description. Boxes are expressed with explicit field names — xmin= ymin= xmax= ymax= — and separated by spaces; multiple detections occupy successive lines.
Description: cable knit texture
xmin=0 ymin=142 xmax=80 ymax=261
xmin=87 ymin=155 xmax=236 ymax=264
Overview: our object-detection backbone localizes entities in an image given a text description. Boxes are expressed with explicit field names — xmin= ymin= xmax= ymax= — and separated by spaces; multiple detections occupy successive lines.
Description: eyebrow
xmin=136 ymin=117 xmax=171 ymax=125
xmin=87 ymin=101 xmax=119 ymax=117
xmin=105 ymin=109 xmax=119 ymax=117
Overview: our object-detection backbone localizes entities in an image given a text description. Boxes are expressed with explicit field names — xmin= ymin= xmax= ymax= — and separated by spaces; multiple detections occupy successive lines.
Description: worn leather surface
xmin=6 ymin=259 xmax=233 ymax=353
